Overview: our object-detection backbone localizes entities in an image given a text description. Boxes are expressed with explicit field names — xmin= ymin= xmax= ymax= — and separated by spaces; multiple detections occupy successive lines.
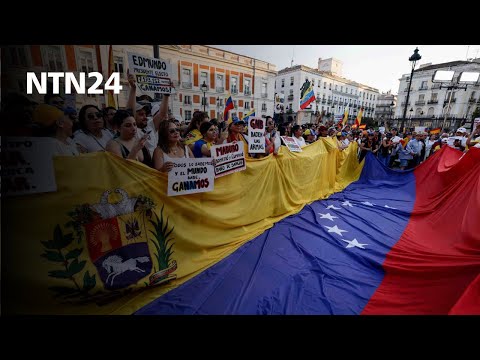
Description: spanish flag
xmin=429 ymin=127 xmax=441 ymax=134
xmin=355 ymin=107 xmax=364 ymax=128
xmin=341 ymin=106 xmax=349 ymax=126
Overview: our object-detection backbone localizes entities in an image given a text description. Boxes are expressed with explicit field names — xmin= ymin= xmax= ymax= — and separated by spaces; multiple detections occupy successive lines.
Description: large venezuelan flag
xmin=4 ymin=140 xmax=479 ymax=315
xmin=136 ymin=146 xmax=480 ymax=315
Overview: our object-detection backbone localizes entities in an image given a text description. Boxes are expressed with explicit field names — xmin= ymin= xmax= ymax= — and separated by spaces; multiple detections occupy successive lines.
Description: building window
xmin=289 ymin=89 xmax=294 ymax=95
xmin=216 ymin=74 xmax=224 ymax=92
xmin=244 ymin=78 xmax=251 ymax=95
xmin=318 ymin=80 xmax=321 ymax=88
xmin=184 ymin=95 xmax=192 ymax=105
xmin=182 ymin=68 xmax=192 ymax=88
xmin=341 ymin=86 xmax=343 ymax=92
xmin=41 ymin=45 xmax=65 ymax=72
xmin=311 ymin=79 xmax=315 ymax=86
xmin=231 ymin=77 xmax=238 ymax=93
xmin=233 ymin=100 xmax=238 ymax=108
xmin=77 ymin=49 xmax=95 ymax=73
xmin=244 ymin=101 xmax=250 ymax=110
xmin=324 ymin=82 xmax=326 ymax=89
xmin=350 ymin=89 xmax=353 ymax=94
xmin=261 ymin=83 xmax=267 ymax=98
xmin=200 ymin=71 xmax=208 ymax=88
xmin=114 ymin=56 xmax=124 ymax=75
xmin=262 ymin=103 xmax=267 ymax=111
xmin=335 ymin=85 xmax=338 ymax=91
xmin=219 ymin=98 xmax=223 ymax=107
xmin=185 ymin=110 xmax=192 ymax=121
xmin=281 ymin=79 xmax=285 ymax=87
xmin=201 ymin=97 xmax=208 ymax=106
xmin=6 ymin=46 xmax=29 ymax=67
xmin=290 ymin=77 xmax=294 ymax=86
xmin=329 ymin=83 xmax=332 ymax=90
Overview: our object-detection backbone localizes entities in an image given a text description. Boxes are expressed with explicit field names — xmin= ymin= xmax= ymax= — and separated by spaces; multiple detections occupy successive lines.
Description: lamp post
xmin=201 ymin=81 xmax=208 ymax=113
xmin=409 ymin=107 xmax=414 ymax=129
xmin=401 ymin=47 xmax=422 ymax=133
xmin=216 ymin=97 xmax=220 ymax=120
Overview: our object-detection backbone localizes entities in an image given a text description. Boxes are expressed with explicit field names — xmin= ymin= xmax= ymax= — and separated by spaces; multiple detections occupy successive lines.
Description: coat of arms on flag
xmin=41 ymin=189 xmax=177 ymax=305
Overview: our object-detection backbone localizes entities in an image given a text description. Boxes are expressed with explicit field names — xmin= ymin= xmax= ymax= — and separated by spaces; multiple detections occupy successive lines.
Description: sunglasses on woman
xmin=169 ymin=128 xmax=179 ymax=134
xmin=87 ymin=112 xmax=103 ymax=120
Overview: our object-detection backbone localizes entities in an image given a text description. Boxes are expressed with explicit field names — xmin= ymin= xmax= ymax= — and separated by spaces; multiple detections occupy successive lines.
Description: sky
xmin=211 ymin=45 xmax=480 ymax=94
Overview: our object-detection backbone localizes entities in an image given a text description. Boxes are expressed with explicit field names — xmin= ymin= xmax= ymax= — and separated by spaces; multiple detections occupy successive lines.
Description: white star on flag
xmin=326 ymin=205 xmax=341 ymax=210
xmin=318 ymin=213 xmax=338 ymax=221
xmin=341 ymin=238 xmax=368 ymax=249
xmin=362 ymin=201 xmax=375 ymax=206
xmin=384 ymin=205 xmax=397 ymax=209
xmin=342 ymin=201 xmax=353 ymax=207
xmin=324 ymin=225 xmax=347 ymax=236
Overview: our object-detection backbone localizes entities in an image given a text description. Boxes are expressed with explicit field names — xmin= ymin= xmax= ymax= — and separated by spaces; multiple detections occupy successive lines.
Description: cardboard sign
xmin=280 ymin=136 xmax=302 ymax=152
xmin=247 ymin=117 xmax=265 ymax=153
xmin=128 ymin=52 xmax=173 ymax=96
xmin=1 ymin=137 xmax=58 ymax=196
xmin=211 ymin=142 xmax=246 ymax=178
xmin=167 ymin=158 xmax=214 ymax=196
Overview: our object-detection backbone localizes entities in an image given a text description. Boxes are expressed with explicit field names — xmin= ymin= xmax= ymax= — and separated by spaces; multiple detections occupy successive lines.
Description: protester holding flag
xmin=183 ymin=111 xmax=210 ymax=150
xmin=192 ymin=122 xmax=218 ymax=158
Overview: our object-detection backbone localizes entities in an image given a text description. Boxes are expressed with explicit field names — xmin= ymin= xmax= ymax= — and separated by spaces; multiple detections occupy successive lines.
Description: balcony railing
xmin=400 ymin=102 xmax=411 ymax=107
xmin=415 ymin=101 xmax=425 ymax=106
xmin=443 ymin=98 xmax=457 ymax=105
xmin=427 ymin=100 xmax=438 ymax=104
xmin=287 ymin=95 xmax=294 ymax=101
xmin=261 ymin=107 xmax=267 ymax=112
xmin=231 ymin=87 xmax=238 ymax=94
xmin=431 ymin=84 xmax=441 ymax=89
xmin=216 ymin=87 xmax=224 ymax=93
xmin=244 ymin=90 xmax=251 ymax=96
xmin=322 ymin=99 xmax=326 ymax=104
xmin=182 ymin=82 xmax=192 ymax=89
xmin=327 ymin=100 xmax=332 ymax=105
xmin=418 ymin=86 xmax=428 ymax=91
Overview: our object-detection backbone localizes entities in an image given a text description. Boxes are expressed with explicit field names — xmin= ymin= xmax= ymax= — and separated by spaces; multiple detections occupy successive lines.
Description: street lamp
xmin=216 ymin=97 xmax=220 ymax=120
xmin=401 ymin=47 xmax=422 ymax=133
xmin=201 ymin=81 xmax=208 ymax=113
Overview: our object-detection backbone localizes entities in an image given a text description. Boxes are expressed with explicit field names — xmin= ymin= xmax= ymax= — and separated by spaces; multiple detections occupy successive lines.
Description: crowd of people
xmin=2 ymin=73 xmax=480 ymax=175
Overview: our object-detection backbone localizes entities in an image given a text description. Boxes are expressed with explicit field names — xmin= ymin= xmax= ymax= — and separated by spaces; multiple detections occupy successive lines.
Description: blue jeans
xmin=378 ymin=154 xmax=390 ymax=167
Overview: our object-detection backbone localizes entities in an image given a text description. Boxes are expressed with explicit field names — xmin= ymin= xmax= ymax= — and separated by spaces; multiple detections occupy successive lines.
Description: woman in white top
xmin=73 ymin=105 xmax=113 ymax=153
xmin=153 ymin=120 xmax=193 ymax=172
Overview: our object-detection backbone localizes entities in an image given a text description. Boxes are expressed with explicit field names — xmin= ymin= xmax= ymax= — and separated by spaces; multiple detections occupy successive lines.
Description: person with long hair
xmin=192 ymin=122 xmax=218 ymax=158
xmin=153 ymin=120 xmax=194 ymax=172
xmin=105 ymin=110 xmax=152 ymax=167
xmin=73 ymin=105 xmax=113 ymax=153
xmin=183 ymin=111 xmax=209 ymax=150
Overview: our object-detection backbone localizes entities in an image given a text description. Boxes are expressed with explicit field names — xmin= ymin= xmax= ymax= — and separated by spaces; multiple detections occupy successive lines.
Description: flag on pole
xmin=107 ymin=45 xmax=116 ymax=108
xmin=429 ymin=127 xmax=441 ymax=134
xmin=355 ymin=107 xmax=364 ymax=128
xmin=224 ymin=94 xmax=234 ymax=122
xmin=299 ymin=84 xmax=315 ymax=110
xmin=242 ymin=109 xmax=255 ymax=123
xmin=341 ymin=106 xmax=349 ymax=127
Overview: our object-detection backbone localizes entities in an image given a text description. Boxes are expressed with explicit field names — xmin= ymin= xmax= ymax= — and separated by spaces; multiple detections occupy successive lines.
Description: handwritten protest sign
xmin=280 ymin=136 xmax=302 ymax=152
xmin=211 ymin=142 xmax=246 ymax=178
xmin=247 ymin=117 xmax=265 ymax=153
xmin=167 ymin=158 xmax=214 ymax=196
xmin=1 ymin=137 xmax=57 ymax=196
xmin=127 ymin=52 xmax=173 ymax=97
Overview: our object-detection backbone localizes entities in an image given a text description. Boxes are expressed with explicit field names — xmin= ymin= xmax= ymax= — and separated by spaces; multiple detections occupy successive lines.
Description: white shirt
xmin=73 ymin=129 xmax=113 ymax=153
xmin=53 ymin=137 xmax=79 ymax=156
xmin=295 ymin=135 xmax=306 ymax=148
xmin=136 ymin=118 xmax=158 ymax=157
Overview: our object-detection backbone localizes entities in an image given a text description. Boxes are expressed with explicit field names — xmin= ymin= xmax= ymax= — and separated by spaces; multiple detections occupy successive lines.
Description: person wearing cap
xmin=73 ymin=105 xmax=114 ymax=153
xmin=33 ymin=104 xmax=80 ymax=156
xmin=454 ymin=127 xmax=469 ymax=150
xmin=317 ymin=125 xmax=328 ymax=138
xmin=227 ymin=118 xmax=251 ymax=158
xmin=126 ymin=70 xmax=169 ymax=157
xmin=303 ymin=128 xmax=315 ymax=144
